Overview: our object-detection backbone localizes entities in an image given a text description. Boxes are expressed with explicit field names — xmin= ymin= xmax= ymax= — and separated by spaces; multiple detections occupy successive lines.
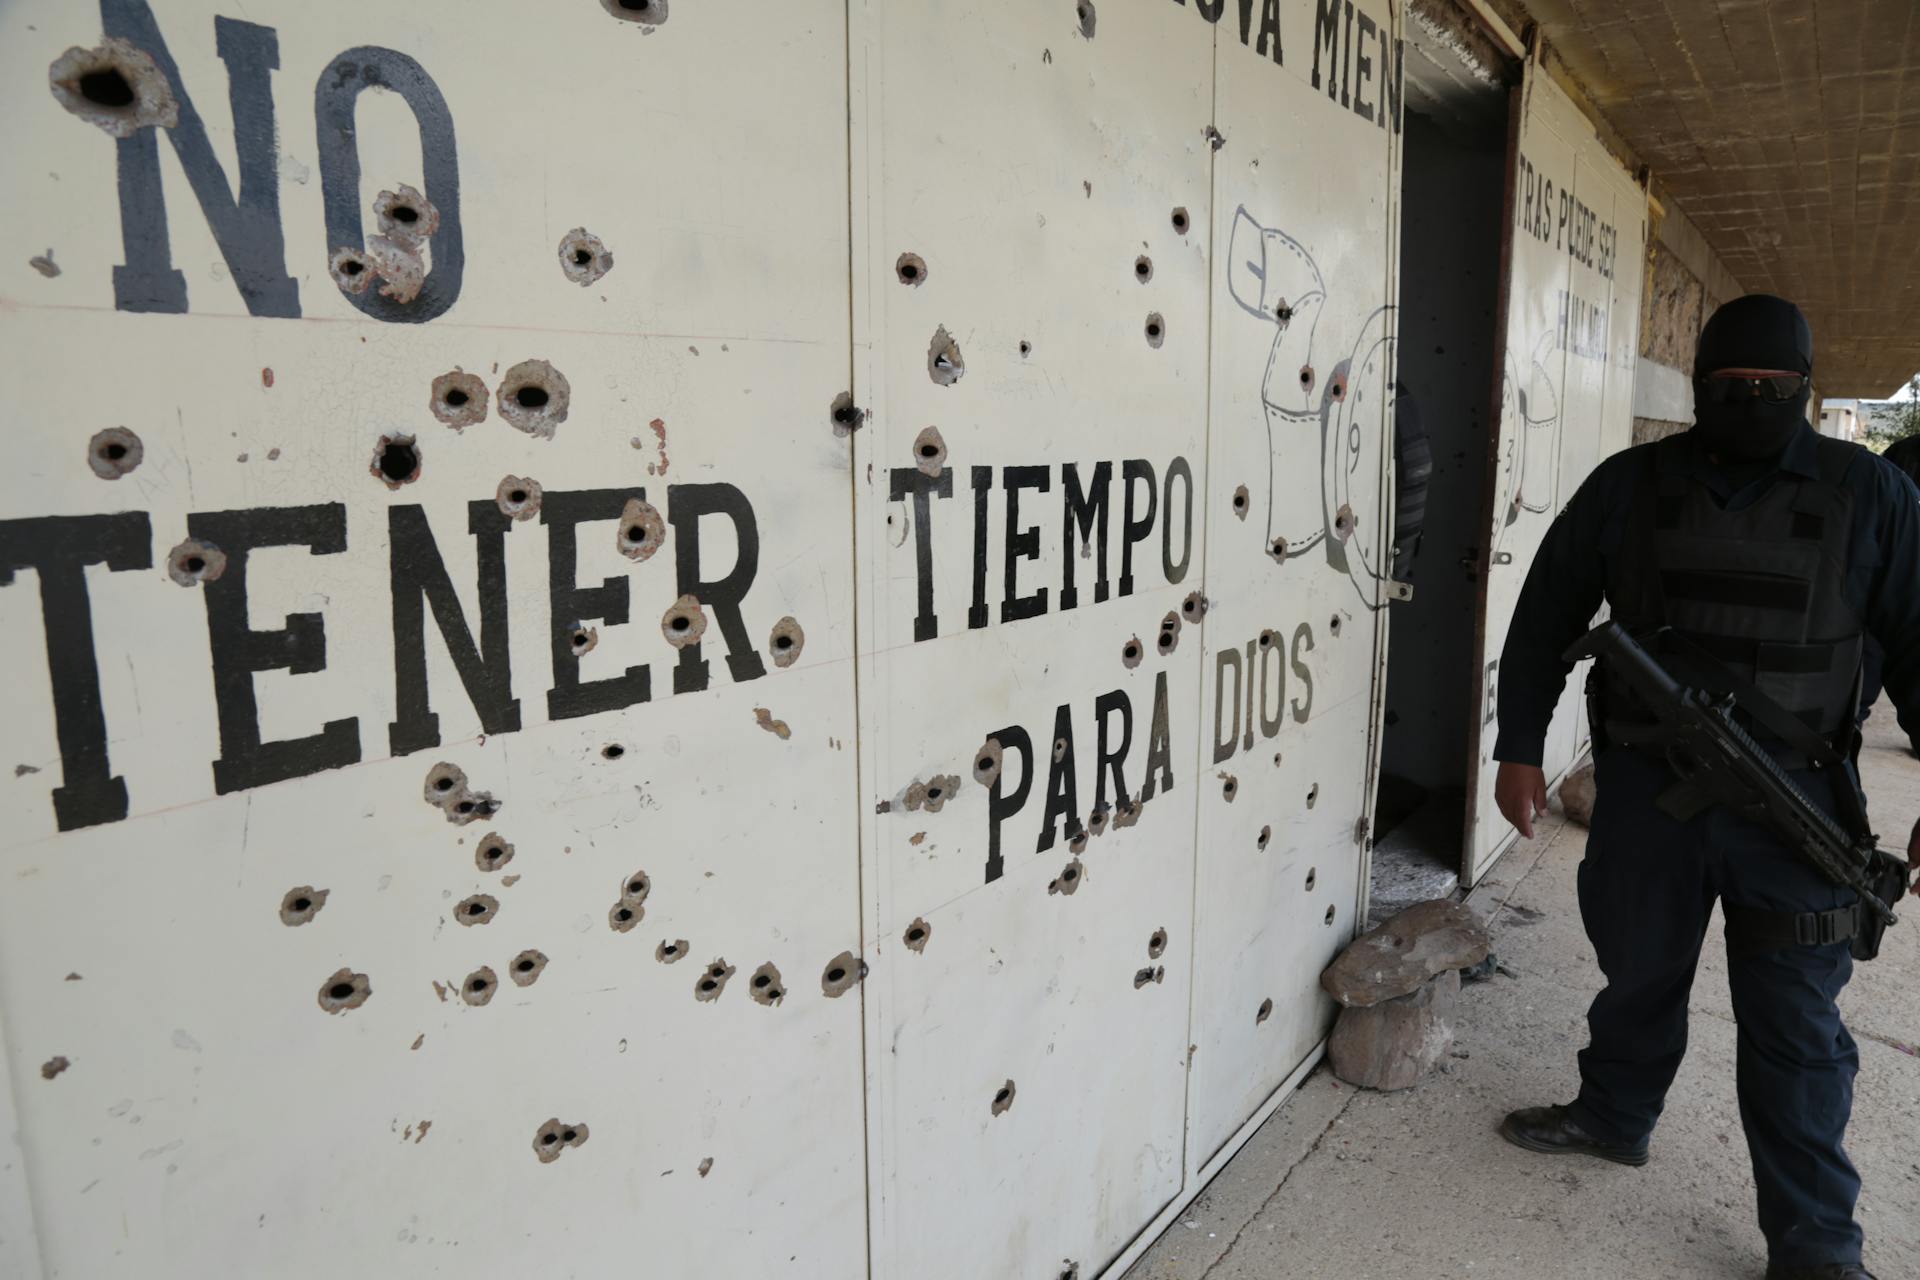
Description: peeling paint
xmin=754 ymin=707 xmax=792 ymax=740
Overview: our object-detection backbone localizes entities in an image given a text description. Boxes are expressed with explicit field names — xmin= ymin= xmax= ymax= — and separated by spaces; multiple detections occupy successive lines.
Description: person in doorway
xmin=1489 ymin=294 xmax=1920 ymax=1280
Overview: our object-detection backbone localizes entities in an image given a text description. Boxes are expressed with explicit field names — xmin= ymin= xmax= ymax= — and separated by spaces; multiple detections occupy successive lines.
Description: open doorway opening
xmin=1371 ymin=20 xmax=1509 ymax=923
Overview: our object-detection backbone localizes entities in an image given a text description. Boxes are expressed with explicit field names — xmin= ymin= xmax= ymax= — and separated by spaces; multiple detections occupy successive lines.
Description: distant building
xmin=1819 ymin=398 xmax=1862 ymax=441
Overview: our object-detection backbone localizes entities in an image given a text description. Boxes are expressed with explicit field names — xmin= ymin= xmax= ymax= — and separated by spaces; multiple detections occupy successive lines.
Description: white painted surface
xmin=1633 ymin=355 xmax=1693 ymax=425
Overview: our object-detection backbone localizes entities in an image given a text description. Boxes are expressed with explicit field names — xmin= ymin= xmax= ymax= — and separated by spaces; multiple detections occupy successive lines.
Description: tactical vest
xmin=1604 ymin=433 xmax=1865 ymax=745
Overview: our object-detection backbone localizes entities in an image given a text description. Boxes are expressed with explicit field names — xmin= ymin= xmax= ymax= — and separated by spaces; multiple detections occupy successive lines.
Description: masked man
xmin=1490 ymin=295 xmax=1920 ymax=1280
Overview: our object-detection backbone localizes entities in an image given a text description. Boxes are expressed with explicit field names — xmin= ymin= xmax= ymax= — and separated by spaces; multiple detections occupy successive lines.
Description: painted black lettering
xmin=1035 ymin=704 xmax=1083 ymax=853
xmin=969 ymin=465 xmax=992 ymax=630
xmin=984 ymin=724 xmax=1034 ymax=885
xmin=543 ymin=489 xmax=649 ymax=721
xmin=1119 ymin=459 xmax=1158 ymax=596
xmin=1312 ymin=0 xmax=1339 ymax=94
xmin=1290 ymin=622 xmax=1316 ymax=723
xmin=1235 ymin=0 xmax=1255 ymax=44
xmin=1259 ymin=630 xmax=1285 ymax=737
xmin=1258 ymin=0 xmax=1283 ymax=62
xmin=1060 ymin=461 xmax=1111 ymax=611
xmin=1341 ymin=0 xmax=1355 ymax=109
xmin=387 ymin=502 xmax=519 ymax=757
xmin=1196 ymin=0 xmax=1226 ymax=20
xmin=1354 ymin=10 xmax=1376 ymax=123
xmin=1140 ymin=670 xmax=1175 ymax=801
xmin=1383 ymin=33 xmax=1402 ymax=132
xmin=1001 ymin=466 xmax=1050 ymax=624
xmin=669 ymin=483 xmax=766 ymax=694
xmin=892 ymin=466 xmax=954 ymax=642
xmin=1161 ymin=456 xmax=1194 ymax=584
xmin=1093 ymin=689 xmax=1132 ymax=815
xmin=1243 ymin=638 xmax=1257 ymax=750
xmin=1213 ymin=647 xmax=1242 ymax=764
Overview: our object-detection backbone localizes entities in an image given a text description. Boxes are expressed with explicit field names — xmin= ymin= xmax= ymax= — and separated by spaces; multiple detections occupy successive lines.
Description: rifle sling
xmin=1722 ymin=901 xmax=1859 ymax=955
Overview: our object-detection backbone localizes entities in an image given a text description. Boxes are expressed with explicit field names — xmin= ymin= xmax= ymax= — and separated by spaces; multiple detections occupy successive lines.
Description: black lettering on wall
xmin=1196 ymin=0 xmax=1226 ymax=20
xmin=1001 ymin=466 xmax=1050 ymax=624
xmin=669 ymin=483 xmax=767 ymax=695
xmin=100 ymin=3 xmax=297 ymax=316
xmin=1140 ymin=670 xmax=1175 ymax=801
xmin=1382 ymin=31 xmax=1402 ymax=133
xmin=1312 ymin=0 xmax=1339 ymax=93
xmin=1354 ymin=9 xmax=1376 ymax=123
xmin=0 ymin=513 xmax=152 ymax=830
xmin=190 ymin=504 xmax=361 ymax=794
xmin=1213 ymin=646 xmax=1243 ymax=764
xmin=1259 ymin=630 xmax=1285 ymax=737
xmin=984 ymin=724 xmax=1034 ymax=884
xmin=1119 ymin=459 xmax=1158 ymax=596
xmin=1243 ymin=638 xmax=1257 ymax=750
xmin=314 ymin=47 xmax=463 ymax=323
xmin=544 ymin=489 xmax=649 ymax=721
xmin=1035 ymin=704 xmax=1083 ymax=853
xmin=1060 ymin=461 xmax=1111 ymax=611
xmin=969 ymin=465 xmax=991 ymax=630
xmin=1093 ymin=689 xmax=1132 ymax=815
xmin=1162 ymin=456 xmax=1194 ymax=584
xmin=891 ymin=467 xmax=954 ymax=642
xmin=387 ymin=502 xmax=519 ymax=756
xmin=1257 ymin=0 xmax=1283 ymax=62
xmin=1290 ymin=622 xmax=1316 ymax=723
xmin=1341 ymin=0 xmax=1356 ymax=109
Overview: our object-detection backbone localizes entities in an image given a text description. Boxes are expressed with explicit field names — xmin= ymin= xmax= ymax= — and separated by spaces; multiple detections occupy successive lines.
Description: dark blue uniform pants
xmin=1566 ymin=748 xmax=1863 ymax=1267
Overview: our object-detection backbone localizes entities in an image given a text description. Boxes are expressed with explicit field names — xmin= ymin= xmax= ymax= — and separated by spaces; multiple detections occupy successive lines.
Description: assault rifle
xmin=1566 ymin=621 xmax=1907 ymax=960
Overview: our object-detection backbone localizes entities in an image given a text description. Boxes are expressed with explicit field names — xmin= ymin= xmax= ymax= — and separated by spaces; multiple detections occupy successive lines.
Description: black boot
xmin=1765 ymin=1263 xmax=1875 ymax=1279
xmin=1498 ymin=1104 xmax=1649 ymax=1166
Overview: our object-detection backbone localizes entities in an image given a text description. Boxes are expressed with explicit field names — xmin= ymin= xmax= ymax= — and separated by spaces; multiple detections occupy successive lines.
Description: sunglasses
xmin=1695 ymin=373 xmax=1807 ymax=405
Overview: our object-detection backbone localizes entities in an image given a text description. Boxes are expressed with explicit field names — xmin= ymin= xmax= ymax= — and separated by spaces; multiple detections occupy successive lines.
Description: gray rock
xmin=1560 ymin=763 xmax=1596 ymax=827
xmin=1321 ymin=899 xmax=1489 ymax=1007
xmin=1328 ymin=968 xmax=1460 ymax=1091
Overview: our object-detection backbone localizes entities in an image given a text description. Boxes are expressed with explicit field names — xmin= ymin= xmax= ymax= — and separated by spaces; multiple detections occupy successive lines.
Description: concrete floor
xmin=1129 ymin=703 xmax=1920 ymax=1280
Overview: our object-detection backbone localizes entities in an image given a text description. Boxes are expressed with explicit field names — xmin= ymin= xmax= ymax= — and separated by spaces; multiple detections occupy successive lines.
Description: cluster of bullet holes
xmin=660 ymin=594 xmax=708 ymax=649
xmin=87 ymin=427 xmax=143 ymax=480
xmin=830 ymin=391 xmax=865 ymax=437
xmin=532 ymin=1118 xmax=589 ymax=1164
xmin=318 ymin=968 xmax=372 ymax=1015
xmin=557 ymin=227 xmax=614 ymax=287
xmin=454 ymin=893 xmax=500 ymax=928
xmin=609 ymin=870 xmax=650 ymax=934
xmin=1047 ymin=859 xmax=1085 ymax=896
xmin=462 ymin=965 xmax=498 ymax=1007
xmin=1306 ymin=866 xmax=1318 ymax=891
xmin=748 ymin=962 xmax=785 ymax=1007
xmin=896 ymin=252 xmax=927 ymax=287
xmin=1232 ymin=485 xmax=1250 ymax=520
xmin=655 ymin=938 xmax=688 ymax=964
xmin=165 ymin=538 xmax=226 ymax=588
xmin=1145 ymin=312 xmax=1165 ymax=348
xmin=1256 ymin=824 xmax=1271 ymax=851
xmin=49 ymin=38 xmax=177 ymax=138
xmin=510 ymin=949 xmax=549 ymax=988
xmin=371 ymin=433 xmax=422 ymax=490
xmin=568 ymin=623 xmax=599 ymax=656
xmin=904 ymin=774 xmax=958 ymax=814
xmin=616 ymin=497 xmax=666 ymax=562
xmin=601 ymin=743 xmax=625 ymax=761
xmin=362 ymin=235 xmax=425 ymax=303
xmin=1221 ymin=774 xmax=1238 ymax=802
xmin=431 ymin=370 xmax=489 ymax=430
xmin=769 ymin=616 xmax=806 ymax=669
xmin=1256 ymin=996 xmax=1273 ymax=1025
xmin=1121 ymin=636 xmax=1144 ymax=669
xmin=991 ymin=1079 xmax=1017 ymax=1116
xmin=279 ymin=886 xmax=329 ymax=927
xmin=1076 ymin=1 xmax=1097 ymax=38
xmin=928 ymin=326 xmax=965 ymax=386
xmin=903 ymin=917 xmax=932 ymax=953
xmin=601 ymin=0 xmax=667 ymax=25
xmin=694 ymin=958 xmax=735 ymax=1003
xmin=912 ymin=426 xmax=948 ymax=477
xmin=327 ymin=186 xmax=438 ymax=304
xmin=423 ymin=762 xmax=500 ymax=826
xmin=498 ymin=359 xmax=571 ymax=439
xmin=820 ymin=951 xmax=863 ymax=998
xmin=496 ymin=475 xmax=543 ymax=522
xmin=1157 ymin=611 xmax=1181 ymax=657
xmin=475 ymin=833 xmax=514 ymax=873
xmin=973 ymin=738 xmax=1004 ymax=788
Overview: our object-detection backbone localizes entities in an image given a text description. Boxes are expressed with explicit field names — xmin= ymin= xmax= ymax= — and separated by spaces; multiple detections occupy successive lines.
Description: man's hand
xmin=1496 ymin=762 xmax=1552 ymax=840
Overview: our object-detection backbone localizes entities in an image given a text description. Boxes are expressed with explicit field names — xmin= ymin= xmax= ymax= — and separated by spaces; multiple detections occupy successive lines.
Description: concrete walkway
xmin=1130 ymin=704 xmax=1920 ymax=1279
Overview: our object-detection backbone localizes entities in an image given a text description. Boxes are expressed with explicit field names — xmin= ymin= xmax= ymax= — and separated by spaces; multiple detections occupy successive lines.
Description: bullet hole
xmin=1060 ymin=1263 xmax=1081 ymax=1280
xmin=497 ymin=359 xmax=571 ymax=439
xmin=41 ymin=1056 xmax=70 ymax=1080
xmin=601 ymin=743 xmax=626 ymax=760
xmin=1047 ymin=859 xmax=1085 ymax=895
xmin=1256 ymin=997 xmax=1273 ymax=1025
xmin=1156 ymin=612 xmax=1181 ymax=656
xmin=496 ymin=475 xmax=543 ymax=522
xmin=456 ymin=966 xmax=497 ymax=1007
xmin=510 ymin=949 xmax=549 ymax=988
xmin=318 ymin=968 xmax=372 ymax=1015
xmin=475 ymin=833 xmax=514 ymax=873
xmin=698 ymin=1157 xmax=713 ymax=1177
xmin=1273 ymin=752 xmax=1284 ymax=767
xmin=1221 ymin=774 xmax=1238 ymax=802
xmin=621 ymin=871 xmax=651 ymax=906
xmin=895 ymin=252 xmax=928 ymax=286
xmin=602 ymin=0 xmax=667 ymax=24
xmin=1203 ymin=125 xmax=1226 ymax=150
xmin=1112 ymin=793 xmax=1142 ymax=829
xmin=655 ymin=938 xmax=689 ymax=964
xmin=1329 ymin=371 xmax=1348 ymax=403
xmin=328 ymin=247 xmax=373 ymax=294
xmin=928 ymin=325 xmax=965 ymax=386
xmin=82 ymin=427 xmax=145 ymax=482
xmin=447 ymin=791 xmax=501 ymax=826
xmin=1257 ymin=825 xmax=1271 ymax=851
xmin=30 ymin=251 xmax=60 ymax=278
xmin=365 ymin=234 xmax=425 ymax=304
xmin=166 ymin=538 xmax=226 ymax=587
xmin=912 ymin=426 xmax=948 ymax=477
xmin=371 ymin=434 xmax=421 ymax=490
xmin=769 ymin=616 xmax=806 ymax=669
xmin=1052 ymin=736 xmax=1069 ymax=764
xmin=905 ymin=774 xmax=960 ymax=814
xmin=1019 ymin=340 xmax=1032 ymax=357
xmin=1133 ymin=255 xmax=1153 ymax=283
xmin=1181 ymin=591 xmax=1207 ymax=621
xmin=1133 ymin=967 xmax=1156 ymax=989
xmin=1259 ymin=629 xmax=1278 ymax=650
xmin=1329 ymin=614 xmax=1343 ymax=636
xmin=830 ymin=391 xmax=865 ymax=437
xmin=1268 ymin=536 xmax=1289 ymax=562
xmin=1231 ymin=485 xmax=1251 ymax=520
xmin=455 ymin=894 xmax=500 ymax=928
xmin=1305 ymin=866 xmax=1317 ymax=891
xmin=991 ymin=1080 xmax=1017 ymax=1116
xmin=533 ymin=1118 xmax=590 ymax=1163
xmin=568 ymin=623 xmax=599 ymax=656
xmin=748 ymin=962 xmax=784 ymax=1007
xmin=973 ymin=737 xmax=1004 ymax=788
xmin=423 ymin=762 xmax=468 ymax=808
xmin=279 ymin=886 xmax=329 ymax=926
xmin=821 ymin=951 xmax=862 ymax=998
xmin=1088 ymin=806 xmax=1110 ymax=836
xmin=374 ymin=185 xmax=439 ymax=248
xmin=558 ymin=227 xmax=614 ymax=286
xmin=660 ymin=594 xmax=708 ymax=649
xmin=1298 ymin=364 xmax=1315 ymax=392
xmin=609 ymin=902 xmax=642 ymax=931
xmin=1307 ymin=783 xmax=1319 ymax=809
xmin=903 ymin=917 xmax=932 ymax=953
xmin=1148 ymin=928 xmax=1168 ymax=958
xmin=616 ymin=497 xmax=666 ymax=562
xmin=431 ymin=370 xmax=489 ymax=429
xmin=1274 ymin=299 xmax=1295 ymax=327
xmin=1145 ymin=313 xmax=1165 ymax=348
xmin=694 ymin=958 xmax=735 ymax=1003
xmin=1069 ymin=830 xmax=1089 ymax=855
xmin=49 ymin=39 xmax=177 ymax=138
xmin=1076 ymin=1 xmax=1097 ymax=38
xmin=1324 ymin=904 xmax=1337 ymax=927
xmin=1122 ymin=636 xmax=1144 ymax=669
xmin=1171 ymin=207 xmax=1190 ymax=235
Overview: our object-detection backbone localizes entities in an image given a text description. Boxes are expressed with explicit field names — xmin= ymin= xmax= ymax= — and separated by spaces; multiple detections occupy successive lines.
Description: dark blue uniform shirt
xmin=1494 ymin=423 xmax=1920 ymax=766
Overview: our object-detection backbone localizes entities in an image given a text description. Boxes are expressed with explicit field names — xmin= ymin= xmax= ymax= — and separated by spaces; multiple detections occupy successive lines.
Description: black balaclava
xmin=1691 ymin=293 xmax=1813 ymax=460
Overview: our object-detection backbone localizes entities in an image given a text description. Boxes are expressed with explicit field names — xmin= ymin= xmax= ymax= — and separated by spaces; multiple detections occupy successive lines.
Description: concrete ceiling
xmin=1522 ymin=0 xmax=1920 ymax=396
